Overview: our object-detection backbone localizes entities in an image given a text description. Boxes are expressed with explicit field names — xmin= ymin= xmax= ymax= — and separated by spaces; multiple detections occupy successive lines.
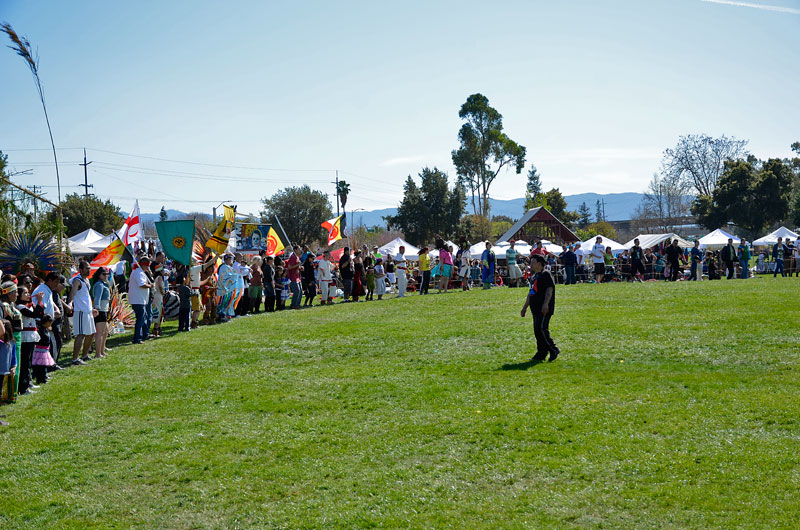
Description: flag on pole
xmin=117 ymin=200 xmax=142 ymax=246
xmin=206 ymin=205 xmax=235 ymax=254
xmin=321 ymin=215 xmax=345 ymax=246
xmin=89 ymin=234 xmax=134 ymax=272
xmin=266 ymin=226 xmax=285 ymax=256
xmin=155 ymin=220 xmax=196 ymax=265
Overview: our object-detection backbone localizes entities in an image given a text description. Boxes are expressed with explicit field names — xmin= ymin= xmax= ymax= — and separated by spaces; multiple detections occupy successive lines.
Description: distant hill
xmin=144 ymin=192 xmax=647 ymax=230
xmin=352 ymin=193 xmax=645 ymax=228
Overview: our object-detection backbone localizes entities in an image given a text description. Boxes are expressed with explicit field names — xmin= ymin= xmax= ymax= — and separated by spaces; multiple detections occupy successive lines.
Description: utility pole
xmin=78 ymin=148 xmax=93 ymax=197
xmin=332 ymin=170 xmax=340 ymax=217
xmin=27 ymin=184 xmax=41 ymax=222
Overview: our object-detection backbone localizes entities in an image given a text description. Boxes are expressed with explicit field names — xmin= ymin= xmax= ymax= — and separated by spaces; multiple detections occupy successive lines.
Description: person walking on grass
xmin=738 ymin=238 xmax=750 ymax=279
xmin=722 ymin=238 xmax=737 ymax=279
xmin=520 ymin=254 xmax=559 ymax=362
xmin=66 ymin=260 xmax=97 ymax=365
xmin=630 ymin=238 xmax=645 ymax=282
xmin=794 ymin=237 xmax=800 ymax=277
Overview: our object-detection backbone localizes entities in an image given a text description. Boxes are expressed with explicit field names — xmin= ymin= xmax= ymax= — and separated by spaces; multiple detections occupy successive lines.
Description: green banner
xmin=155 ymin=220 xmax=196 ymax=265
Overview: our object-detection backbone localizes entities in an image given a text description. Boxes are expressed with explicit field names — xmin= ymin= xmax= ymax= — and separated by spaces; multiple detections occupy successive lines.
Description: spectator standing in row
xmin=689 ymin=240 xmax=704 ymax=281
xmin=91 ymin=267 xmax=111 ymax=358
xmin=395 ymin=246 xmax=408 ymax=298
xmin=286 ymin=246 xmax=303 ymax=310
xmin=339 ymin=247 xmax=353 ymax=302
xmin=738 ymin=239 xmax=750 ymax=279
xmin=66 ymin=260 xmax=96 ymax=365
xmin=129 ymin=257 xmax=153 ymax=344
xmin=721 ymin=238 xmax=737 ymax=279
xmin=261 ymin=256 xmax=276 ymax=313
xmin=481 ymin=242 xmax=495 ymax=290
xmin=591 ymin=236 xmax=605 ymax=284
xmin=560 ymin=244 xmax=577 ymax=285
xmin=665 ymin=239 xmax=682 ymax=282
xmin=630 ymin=238 xmax=645 ymax=282
xmin=773 ymin=237 xmax=788 ymax=277
xmin=317 ymin=251 xmax=334 ymax=305
xmin=418 ymin=247 xmax=431 ymax=295
xmin=506 ymin=240 xmax=522 ymax=288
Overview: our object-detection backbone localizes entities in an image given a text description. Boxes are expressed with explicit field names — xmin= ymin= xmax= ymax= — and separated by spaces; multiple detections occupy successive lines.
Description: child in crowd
xmin=0 ymin=319 xmax=17 ymax=404
xmin=276 ymin=267 xmax=290 ymax=311
xmin=16 ymin=287 xmax=43 ymax=395
xmin=373 ymin=258 xmax=386 ymax=301
xmin=31 ymin=314 xmax=55 ymax=385
xmin=177 ymin=274 xmax=192 ymax=332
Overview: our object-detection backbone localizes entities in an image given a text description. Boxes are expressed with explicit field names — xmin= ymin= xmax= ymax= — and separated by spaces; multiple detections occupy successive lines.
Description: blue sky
xmin=1 ymin=0 xmax=798 ymax=217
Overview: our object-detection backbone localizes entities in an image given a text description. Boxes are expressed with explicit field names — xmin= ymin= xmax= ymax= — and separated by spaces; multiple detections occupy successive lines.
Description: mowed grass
xmin=1 ymin=277 xmax=799 ymax=529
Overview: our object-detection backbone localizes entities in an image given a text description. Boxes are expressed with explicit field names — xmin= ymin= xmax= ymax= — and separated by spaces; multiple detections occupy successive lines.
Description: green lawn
xmin=1 ymin=278 xmax=798 ymax=529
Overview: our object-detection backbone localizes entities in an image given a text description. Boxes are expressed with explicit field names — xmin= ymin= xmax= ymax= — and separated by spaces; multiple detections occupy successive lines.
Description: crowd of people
xmin=1 ymin=232 xmax=797 ymax=421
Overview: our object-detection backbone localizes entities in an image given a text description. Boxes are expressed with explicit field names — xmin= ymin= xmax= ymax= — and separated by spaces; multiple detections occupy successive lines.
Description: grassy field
xmin=1 ymin=277 xmax=798 ymax=529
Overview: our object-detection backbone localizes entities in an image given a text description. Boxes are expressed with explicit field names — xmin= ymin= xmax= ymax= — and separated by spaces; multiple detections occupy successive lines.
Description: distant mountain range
xmin=143 ymin=193 xmax=646 ymax=228
xmin=349 ymin=192 xmax=646 ymax=227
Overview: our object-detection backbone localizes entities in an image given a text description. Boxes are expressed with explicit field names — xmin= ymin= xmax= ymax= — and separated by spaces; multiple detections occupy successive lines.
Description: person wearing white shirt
xmin=591 ymin=236 xmax=606 ymax=283
xmin=128 ymin=257 xmax=154 ymax=344
xmin=394 ymin=247 xmax=408 ymax=297
xmin=32 ymin=272 xmax=62 ymax=365
xmin=317 ymin=250 xmax=334 ymax=305
xmin=574 ymin=242 xmax=585 ymax=282
xmin=66 ymin=260 xmax=98 ymax=365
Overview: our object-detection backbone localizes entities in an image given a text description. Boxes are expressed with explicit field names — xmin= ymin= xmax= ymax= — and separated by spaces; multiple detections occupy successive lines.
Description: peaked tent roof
xmin=498 ymin=207 xmax=580 ymax=245
xmin=624 ymin=233 xmax=692 ymax=249
xmin=68 ymin=228 xmax=105 ymax=246
xmin=378 ymin=237 xmax=421 ymax=260
xmin=581 ymin=234 xmax=627 ymax=254
xmin=67 ymin=239 xmax=97 ymax=256
xmin=698 ymin=228 xmax=740 ymax=250
xmin=753 ymin=226 xmax=800 ymax=246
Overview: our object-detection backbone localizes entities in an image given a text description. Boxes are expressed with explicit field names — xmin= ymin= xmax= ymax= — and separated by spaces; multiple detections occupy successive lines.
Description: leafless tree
xmin=661 ymin=134 xmax=749 ymax=196
xmin=634 ymin=173 xmax=691 ymax=233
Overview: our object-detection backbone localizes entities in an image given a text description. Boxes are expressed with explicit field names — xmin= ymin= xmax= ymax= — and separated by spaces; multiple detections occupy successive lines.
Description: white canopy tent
xmin=698 ymin=228 xmax=740 ymax=250
xmin=66 ymin=239 xmax=97 ymax=256
xmin=378 ymin=237 xmax=420 ymax=261
xmin=429 ymin=240 xmax=460 ymax=259
xmin=85 ymin=233 xmax=116 ymax=252
xmin=68 ymin=228 xmax=105 ymax=247
xmin=624 ymin=233 xmax=692 ymax=250
xmin=753 ymin=226 xmax=800 ymax=246
xmin=581 ymin=234 xmax=627 ymax=255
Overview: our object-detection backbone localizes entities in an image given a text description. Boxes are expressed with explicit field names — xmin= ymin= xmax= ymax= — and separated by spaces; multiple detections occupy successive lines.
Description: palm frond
xmin=0 ymin=232 xmax=59 ymax=274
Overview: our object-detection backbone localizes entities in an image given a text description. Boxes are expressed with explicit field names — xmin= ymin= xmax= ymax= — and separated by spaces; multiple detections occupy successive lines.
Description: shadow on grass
xmin=500 ymin=359 xmax=546 ymax=371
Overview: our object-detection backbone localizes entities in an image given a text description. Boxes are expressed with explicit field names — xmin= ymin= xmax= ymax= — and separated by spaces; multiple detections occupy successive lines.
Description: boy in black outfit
xmin=521 ymin=254 xmax=559 ymax=362
xmin=177 ymin=274 xmax=192 ymax=332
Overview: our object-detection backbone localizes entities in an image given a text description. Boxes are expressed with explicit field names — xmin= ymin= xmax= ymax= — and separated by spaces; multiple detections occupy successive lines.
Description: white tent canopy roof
xmin=378 ymin=237 xmax=420 ymax=260
xmin=698 ymin=228 xmax=740 ymax=250
xmin=68 ymin=228 xmax=105 ymax=246
xmin=582 ymin=234 xmax=627 ymax=254
xmin=753 ymin=226 xmax=800 ymax=246
xmin=625 ymin=233 xmax=692 ymax=249
xmin=429 ymin=240 xmax=460 ymax=258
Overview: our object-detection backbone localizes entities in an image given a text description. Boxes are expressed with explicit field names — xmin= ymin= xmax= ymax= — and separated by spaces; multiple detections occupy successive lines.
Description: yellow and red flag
xmin=321 ymin=215 xmax=345 ymax=246
xmin=206 ymin=205 xmax=235 ymax=254
xmin=266 ymin=226 xmax=285 ymax=256
xmin=89 ymin=235 xmax=133 ymax=272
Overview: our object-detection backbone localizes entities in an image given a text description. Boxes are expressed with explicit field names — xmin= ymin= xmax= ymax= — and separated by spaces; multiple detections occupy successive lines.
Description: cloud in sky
xmin=700 ymin=0 xmax=800 ymax=15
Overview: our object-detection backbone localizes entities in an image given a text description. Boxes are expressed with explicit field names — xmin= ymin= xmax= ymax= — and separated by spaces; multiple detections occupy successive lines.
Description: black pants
xmin=421 ymin=270 xmax=431 ymax=294
xmin=178 ymin=307 xmax=191 ymax=331
xmin=532 ymin=312 xmax=559 ymax=360
xmin=264 ymin=295 xmax=275 ymax=312
xmin=632 ymin=260 xmax=645 ymax=279
xmin=725 ymin=260 xmax=735 ymax=279
xmin=342 ymin=278 xmax=353 ymax=300
xmin=32 ymin=365 xmax=48 ymax=384
xmin=303 ymin=280 xmax=316 ymax=305
xmin=19 ymin=342 xmax=34 ymax=393
xmin=670 ymin=260 xmax=680 ymax=281
xmin=236 ymin=294 xmax=251 ymax=315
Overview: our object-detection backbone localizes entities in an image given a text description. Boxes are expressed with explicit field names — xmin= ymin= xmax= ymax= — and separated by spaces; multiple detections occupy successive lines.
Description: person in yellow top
xmin=418 ymin=247 xmax=432 ymax=295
